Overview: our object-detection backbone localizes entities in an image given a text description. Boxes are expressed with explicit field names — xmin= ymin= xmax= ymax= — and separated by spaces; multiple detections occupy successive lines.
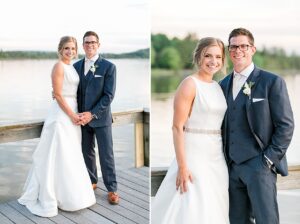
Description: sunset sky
xmin=152 ymin=0 xmax=300 ymax=54
xmin=0 ymin=0 xmax=150 ymax=53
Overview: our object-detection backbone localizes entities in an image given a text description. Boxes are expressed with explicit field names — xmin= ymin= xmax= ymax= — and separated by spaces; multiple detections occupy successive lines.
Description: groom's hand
xmin=78 ymin=112 xmax=93 ymax=125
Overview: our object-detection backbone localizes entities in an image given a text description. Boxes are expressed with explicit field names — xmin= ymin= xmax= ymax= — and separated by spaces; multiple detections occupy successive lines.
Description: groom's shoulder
xmin=219 ymin=73 xmax=231 ymax=85
xmin=257 ymin=67 xmax=282 ymax=82
xmin=101 ymin=57 xmax=115 ymax=66
xmin=73 ymin=58 xmax=84 ymax=68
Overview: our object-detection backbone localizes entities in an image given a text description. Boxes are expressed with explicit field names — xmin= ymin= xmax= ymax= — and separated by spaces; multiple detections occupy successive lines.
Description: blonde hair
xmin=193 ymin=37 xmax=225 ymax=69
xmin=58 ymin=36 xmax=78 ymax=58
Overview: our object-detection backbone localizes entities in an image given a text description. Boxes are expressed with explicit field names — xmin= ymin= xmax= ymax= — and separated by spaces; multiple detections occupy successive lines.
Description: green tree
xmin=151 ymin=46 xmax=156 ymax=67
xmin=151 ymin=33 xmax=170 ymax=53
xmin=172 ymin=33 xmax=198 ymax=69
xmin=158 ymin=47 xmax=182 ymax=70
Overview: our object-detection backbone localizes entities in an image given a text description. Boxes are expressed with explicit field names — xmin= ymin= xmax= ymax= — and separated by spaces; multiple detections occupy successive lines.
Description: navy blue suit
xmin=74 ymin=56 xmax=117 ymax=192
xmin=220 ymin=66 xmax=294 ymax=224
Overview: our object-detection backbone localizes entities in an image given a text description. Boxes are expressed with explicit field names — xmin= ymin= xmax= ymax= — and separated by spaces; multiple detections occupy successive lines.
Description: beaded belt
xmin=184 ymin=127 xmax=221 ymax=135
xmin=62 ymin=94 xmax=76 ymax=98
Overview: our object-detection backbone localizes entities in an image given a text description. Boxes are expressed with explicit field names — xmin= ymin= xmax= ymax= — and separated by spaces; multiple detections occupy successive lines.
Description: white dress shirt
xmin=84 ymin=54 xmax=99 ymax=75
xmin=232 ymin=63 xmax=254 ymax=100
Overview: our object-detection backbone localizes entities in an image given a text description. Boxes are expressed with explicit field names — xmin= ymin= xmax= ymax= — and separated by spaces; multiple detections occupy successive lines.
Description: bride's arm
xmin=51 ymin=62 xmax=80 ymax=124
xmin=172 ymin=77 xmax=196 ymax=194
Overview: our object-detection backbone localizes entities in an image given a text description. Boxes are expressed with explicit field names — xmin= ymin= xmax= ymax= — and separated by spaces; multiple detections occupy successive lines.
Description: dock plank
xmin=96 ymin=184 xmax=148 ymax=210
xmin=0 ymin=167 xmax=149 ymax=224
xmin=96 ymin=188 xmax=149 ymax=219
xmin=89 ymin=203 xmax=135 ymax=224
xmin=116 ymin=175 xmax=149 ymax=194
xmin=0 ymin=203 xmax=34 ymax=224
xmin=117 ymin=172 xmax=149 ymax=188
xmin=8 ymin=200 xmax=55 ymax=224
xmin=98 ymin=180 xmax=149 ymax=202
xmin=0 ymin=212 xmax=14 ymax=224
xmin=94 ymin=193 xmax=148 ymax=224
xmin=118 ymin=169 xmax=148 ymax=184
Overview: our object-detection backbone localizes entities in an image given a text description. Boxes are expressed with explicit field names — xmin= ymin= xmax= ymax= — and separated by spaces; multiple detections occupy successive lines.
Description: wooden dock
xmin=0 ymin=109 xmax=150 ymax=224
xmin=0 ymin=166 xmax=149 ymax=224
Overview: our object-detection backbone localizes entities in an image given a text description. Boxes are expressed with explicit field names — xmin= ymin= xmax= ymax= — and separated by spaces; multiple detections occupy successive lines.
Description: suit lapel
xmin=78 ymin=59 xmax=85 ymax=79
xmin=224 ymin=72 xmax=234 ymax=101
xmin=86 ymin=55 xmax=103 ymax=84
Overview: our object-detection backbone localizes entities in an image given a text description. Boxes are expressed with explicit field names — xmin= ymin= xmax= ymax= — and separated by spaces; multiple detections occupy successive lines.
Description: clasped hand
xmin=70 ymin=112 xmax=93 ymax=126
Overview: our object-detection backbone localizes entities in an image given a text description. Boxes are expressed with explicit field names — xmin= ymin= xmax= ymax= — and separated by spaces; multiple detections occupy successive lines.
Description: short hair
xmin=83 ymin=31 xmax=99 ymax=43
xmin=228 ymin=28 xmax=254 ymax=46
xmin=58 ymin=36 xmax=78 ymax=58
xmin=193 ymin=37 xmax=225 ymax=68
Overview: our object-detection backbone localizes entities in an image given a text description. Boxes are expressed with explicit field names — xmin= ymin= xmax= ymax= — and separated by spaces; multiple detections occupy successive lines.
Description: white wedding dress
xmin=151 ymin=76 xmax=229 ymax=224
xmin=18 ymin=62 xmax=96 ymax=217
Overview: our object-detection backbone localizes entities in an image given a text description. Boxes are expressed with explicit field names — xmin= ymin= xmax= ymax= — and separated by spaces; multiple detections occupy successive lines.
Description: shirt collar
xmin=85 ymin=54 xmax=99 ymax=63
xmin=234 ymin=62 xmax=254 ymax=78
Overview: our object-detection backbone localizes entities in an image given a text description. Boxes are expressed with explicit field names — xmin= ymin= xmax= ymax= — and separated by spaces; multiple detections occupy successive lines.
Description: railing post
xmin=143 ymin=109 xmax=150 ymax=167
xmin=135 ymin=121 xmax=144 ymax=168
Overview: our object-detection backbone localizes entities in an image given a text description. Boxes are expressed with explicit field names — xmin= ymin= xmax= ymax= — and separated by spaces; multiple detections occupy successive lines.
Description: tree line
xmin=151 ymin=33 xmax=300 ymax=73
xmin=0 ymin=49 xmax=149 ymax=60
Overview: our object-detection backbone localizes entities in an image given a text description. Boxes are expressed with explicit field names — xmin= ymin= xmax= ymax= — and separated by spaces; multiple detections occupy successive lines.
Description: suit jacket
xmin=74 ymin=55 xmax=116 ymax=128
xmin=220 ymin=66 xmax=294 ymax=176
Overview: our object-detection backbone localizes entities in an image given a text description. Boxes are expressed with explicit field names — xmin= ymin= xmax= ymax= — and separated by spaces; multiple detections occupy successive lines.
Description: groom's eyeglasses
xmin=84 ymin=41 xmax=98 ymax=45
xmin=228 ymin=44 xmax=252 ymax=52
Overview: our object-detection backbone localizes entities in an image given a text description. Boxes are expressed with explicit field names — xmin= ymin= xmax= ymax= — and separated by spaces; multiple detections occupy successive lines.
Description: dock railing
xmin=0 ymin=108 xmax=149 ymax=168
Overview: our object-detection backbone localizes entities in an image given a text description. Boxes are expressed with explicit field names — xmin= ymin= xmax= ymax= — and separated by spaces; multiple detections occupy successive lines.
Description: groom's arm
xmin=90 ymin=63 xmax=116 ymax=119
xmin=264 ymin=76 xmax=294 ymax=167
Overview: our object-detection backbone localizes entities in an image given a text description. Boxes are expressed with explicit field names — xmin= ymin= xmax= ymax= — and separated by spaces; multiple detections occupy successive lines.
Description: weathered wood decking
xmin=0 ymin=167 xmax=149 ymax=224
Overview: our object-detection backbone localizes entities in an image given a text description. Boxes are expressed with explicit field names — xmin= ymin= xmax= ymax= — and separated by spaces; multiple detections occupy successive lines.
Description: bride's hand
xmin=70 ymin=113 xmax=80 ymax=125
xmin=176 ymin=167 xmax=193 ymax=194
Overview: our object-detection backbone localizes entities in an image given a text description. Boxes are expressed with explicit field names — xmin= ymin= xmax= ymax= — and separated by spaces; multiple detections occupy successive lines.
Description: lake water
xmin=0 ymin=58 xmax=150 ymax=123
xmin=151 ymin=74 xmax=300 ymax=167
xmin=0 ymin=58 xmax=150 ymax=202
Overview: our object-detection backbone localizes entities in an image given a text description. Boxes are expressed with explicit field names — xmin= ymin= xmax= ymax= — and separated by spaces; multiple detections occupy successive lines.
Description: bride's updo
xmin=57 ymin=36 xmax=78 ymax=58
xmin=193 ymin=37 xmax=225 ymax=69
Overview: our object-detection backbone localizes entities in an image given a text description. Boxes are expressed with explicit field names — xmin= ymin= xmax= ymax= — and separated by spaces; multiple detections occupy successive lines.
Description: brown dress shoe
xmin=92 ymin=183 xmax=97 ymax=190
xmin=108 ymin=192 xmax=119 ymax=205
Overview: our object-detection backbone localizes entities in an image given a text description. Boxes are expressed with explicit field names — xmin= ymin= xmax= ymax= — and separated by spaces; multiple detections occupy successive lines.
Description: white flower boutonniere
xmin=243 ymin=81 xmax=255 ymax=99
xmin=90 ymin=65 xmax=98 ymax=74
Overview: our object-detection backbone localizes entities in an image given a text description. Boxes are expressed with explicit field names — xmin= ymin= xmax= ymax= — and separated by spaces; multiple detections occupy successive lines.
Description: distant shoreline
xmin=0 ymin=48 xmax=149 ymax=60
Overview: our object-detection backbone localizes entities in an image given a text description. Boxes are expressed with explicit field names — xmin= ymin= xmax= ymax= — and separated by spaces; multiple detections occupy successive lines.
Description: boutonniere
xmin=243 ymin=81 xmax=255 ymax=99
xmin=90 ymin=65 xmax=98 ymax=75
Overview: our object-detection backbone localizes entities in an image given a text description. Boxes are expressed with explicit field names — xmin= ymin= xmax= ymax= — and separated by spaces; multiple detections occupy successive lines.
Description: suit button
xmin=233 ymin=107 xmax=236 ymax=110
xmin=231 ymin=142 xmax=234 ymax=145
xmin=231 ymin=130 xmax=234 ymax=133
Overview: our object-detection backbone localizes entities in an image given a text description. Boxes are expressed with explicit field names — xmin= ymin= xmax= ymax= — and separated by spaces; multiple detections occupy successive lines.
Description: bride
xmin=151 ymin=37 xmax=229 ymax=223
xmin=18 ymin=36 xmax=96 ymax=217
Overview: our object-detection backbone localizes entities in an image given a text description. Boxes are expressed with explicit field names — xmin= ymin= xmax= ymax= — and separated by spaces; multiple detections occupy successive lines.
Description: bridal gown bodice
xmin=18 ymin=62 xmax=96 ymax=217
xmin=151 ymin=76 xmax=229 ymax=224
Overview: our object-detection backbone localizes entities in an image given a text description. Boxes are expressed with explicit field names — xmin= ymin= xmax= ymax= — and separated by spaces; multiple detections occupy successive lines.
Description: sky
xmin=0 ymin=0 xmax=150 ymax=54
xmin=152 ymin=0 xmax=300 ymax=55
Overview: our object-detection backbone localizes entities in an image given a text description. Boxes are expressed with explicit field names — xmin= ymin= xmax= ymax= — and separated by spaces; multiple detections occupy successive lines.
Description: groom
xmin=220 ymin=28 xmax=294 ymax=223
xmin=74 ymin=31 xmax=119 ymax=205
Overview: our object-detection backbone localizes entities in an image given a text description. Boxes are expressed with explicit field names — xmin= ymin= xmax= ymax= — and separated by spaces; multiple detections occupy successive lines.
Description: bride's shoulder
xmin=181 ymin=75 xmax=197 ymax=87
xmin=176 ymin=75 xmax=197 ymax=96
xmin=53 ymin=61 xmax=64 ymax=70
xmin=51 ymin=61 xmax=65 ymax=78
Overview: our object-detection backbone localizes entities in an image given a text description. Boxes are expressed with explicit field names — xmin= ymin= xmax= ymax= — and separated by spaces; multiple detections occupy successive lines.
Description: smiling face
xmin=61 ymin=41 xmax=77 ymax=63
xmin=229 ymin=35 xmax=256 ymax=72
xmin=83 ymin=35 xmax=100 ymax=59
xmin=199 ymin=45 xmax=223 ymax=76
